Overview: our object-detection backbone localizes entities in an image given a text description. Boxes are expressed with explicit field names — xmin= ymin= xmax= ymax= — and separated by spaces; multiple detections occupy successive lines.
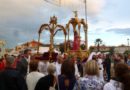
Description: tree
xmin=95 ymin=38 xmax=102 ymax=52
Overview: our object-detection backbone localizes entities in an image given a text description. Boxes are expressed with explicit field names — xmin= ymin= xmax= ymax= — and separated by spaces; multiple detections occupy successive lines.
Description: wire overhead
xmin=44 ymin=0 xmax=61 ymax=6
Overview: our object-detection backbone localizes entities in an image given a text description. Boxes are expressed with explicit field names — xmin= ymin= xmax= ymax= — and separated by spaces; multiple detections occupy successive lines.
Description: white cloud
xmin=87 ymin=0 xmax=106 ymax=16
xmin=0 ymin=0 xmax=42 ymax=19
xmin=43 ymin=0 xmax=106 ymax=16
xmin=0 ymin=0 xmax=106 ymax=23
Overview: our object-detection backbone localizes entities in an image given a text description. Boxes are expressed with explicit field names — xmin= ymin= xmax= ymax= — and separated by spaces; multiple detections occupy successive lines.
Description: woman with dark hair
xmin=104 ymin=63 xmax=130 ymax=90
xmin=104 ymin=54 xmax=111 ymax=82
xmin=57 ymin=60 xmax=76 ymax=90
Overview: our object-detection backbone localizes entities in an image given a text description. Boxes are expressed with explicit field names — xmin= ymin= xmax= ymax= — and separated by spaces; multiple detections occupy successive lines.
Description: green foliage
xmin=95 ymin=38 xmax=102 ymax=52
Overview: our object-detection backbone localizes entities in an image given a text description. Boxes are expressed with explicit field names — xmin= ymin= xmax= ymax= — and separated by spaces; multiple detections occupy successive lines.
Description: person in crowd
xmin=0 ymin=54 xmax=8 ymax=71
xmin=55 ymin=54 xmax=64 ymax=75
xmin=35 ymin=63 xmax=56 ymax=90
xmin=0 ymin=56 xmax=5 ymax=71
xmin=126 ymin=54 xmax=130 ymax=70
xmin=87 ymin=52 xmax=96 ymax=62
xmin=97 ymin=53 xmax=104 ymax=81
xmin=82 ymin=56 xmax=88 ymax=76
xmin=73 ymin=60 xmax=104 ymax=90
xmin=16 ymin=49 xmax=32 ymax=77
xmin=104 ymin=54 xmax=111 ymax=82
xmin=0 ymin=55 xmax=27 ymax=90
xmin=38 ymin=59 xmax=50 ymax=75
xmin=113 ymin=54 xmax=124 ymax=68
xmin=63 ymin=53 xmax=68 ymax=60
xmin=26 ymin=60 xmax=45 ymax=90
xmin=124 ymin=54 xmax=128 ymax=64
xmin=92 ymin=54 xmax=98 ymax=61
xmin=12 ymin=54 xmax=21 ymax=69
xmin=71 ymin=54 xmax=80 ymax=78
xmin=104 ymin=63 xmax=130 ymax=90
xmin=58 ymin=59 xmax=76 ymax=90
xmin=118 ymin=54 xmax=125 ymax=63
xmin=77 ymin=57 xmax=83 ymax=77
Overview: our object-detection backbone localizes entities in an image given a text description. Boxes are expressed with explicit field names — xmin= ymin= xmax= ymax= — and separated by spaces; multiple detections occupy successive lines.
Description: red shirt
xmin=0 ymin=60 xmax=5 ymax=71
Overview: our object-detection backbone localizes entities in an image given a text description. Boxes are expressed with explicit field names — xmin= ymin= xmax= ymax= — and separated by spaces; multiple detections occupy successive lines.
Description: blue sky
xmin=0 ymin=0 xmax=130 ymax=48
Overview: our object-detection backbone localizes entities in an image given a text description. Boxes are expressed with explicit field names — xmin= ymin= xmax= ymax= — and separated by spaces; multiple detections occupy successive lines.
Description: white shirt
xmin=103 ymin=80 xmax=123 ymax=90
xmin=24 ymin=56 xmax=30 ymax=74
xmin=38 ymin=61 xmax=49 ymax=75
xmin=26 ymin=71 xmax=45 ymax=90
xmin=75 ymin=63 xmax=80 ymax=78
xmin=97 ymin=58 xmax=104 ymax=70
xmin=55 ymin=62 xmax=62 ymax=75
xmin=97 ymin=58 xmax=104 ymax=81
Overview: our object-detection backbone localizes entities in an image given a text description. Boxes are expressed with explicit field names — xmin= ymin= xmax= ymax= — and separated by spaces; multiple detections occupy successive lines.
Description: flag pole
xmin=85 ymin=0 xmax=87 ymax=21
xmin=84 ymin=0 xmax=88 ymax=50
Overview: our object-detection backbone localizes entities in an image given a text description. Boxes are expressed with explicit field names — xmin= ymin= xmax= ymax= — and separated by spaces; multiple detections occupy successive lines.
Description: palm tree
xmin=95 ymin=38 xmax=102 ymax=52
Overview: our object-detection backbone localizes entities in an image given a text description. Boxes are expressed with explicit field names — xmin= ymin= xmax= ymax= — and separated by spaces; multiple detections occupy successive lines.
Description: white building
xmin=114 ymin=46 xmax=130 ymax=54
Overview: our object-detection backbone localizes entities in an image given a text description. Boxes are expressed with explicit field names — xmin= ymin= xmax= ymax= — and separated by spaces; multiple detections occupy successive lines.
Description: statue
xmin=73 ymin=11 xmax=78 ymax=17
xmin=73 ymin=30 xmax=80 ymax=50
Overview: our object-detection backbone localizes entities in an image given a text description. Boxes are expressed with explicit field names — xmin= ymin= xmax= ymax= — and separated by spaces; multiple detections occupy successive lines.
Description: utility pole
xmin=84 ymin=0 xmax=87 ymax=22
xmin=84 ymin=0 xmax=88 ymax=50
xmin=127 ymin=38 xmax=129 ymax=50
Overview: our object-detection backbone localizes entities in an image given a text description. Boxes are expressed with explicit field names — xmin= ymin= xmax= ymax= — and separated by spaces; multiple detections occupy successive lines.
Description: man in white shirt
xmin=38 ymin=60 xmax=50 ymax=75
xmin=55 ymin=54 xmax=63 ymax=75
xmin=71 ymin=55 xmax=80 ymax=78
xmin=26 ymin=60 xmax=45 ymax=90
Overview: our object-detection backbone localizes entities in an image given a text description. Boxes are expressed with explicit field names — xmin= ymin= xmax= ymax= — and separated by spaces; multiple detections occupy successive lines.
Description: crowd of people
xmin=0 ymin=49 xmax=130 ymax=90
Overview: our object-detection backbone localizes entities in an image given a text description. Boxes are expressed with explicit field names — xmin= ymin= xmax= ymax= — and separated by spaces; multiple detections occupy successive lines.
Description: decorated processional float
xmin=36 ymin=12 xmax=88 ymax=62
